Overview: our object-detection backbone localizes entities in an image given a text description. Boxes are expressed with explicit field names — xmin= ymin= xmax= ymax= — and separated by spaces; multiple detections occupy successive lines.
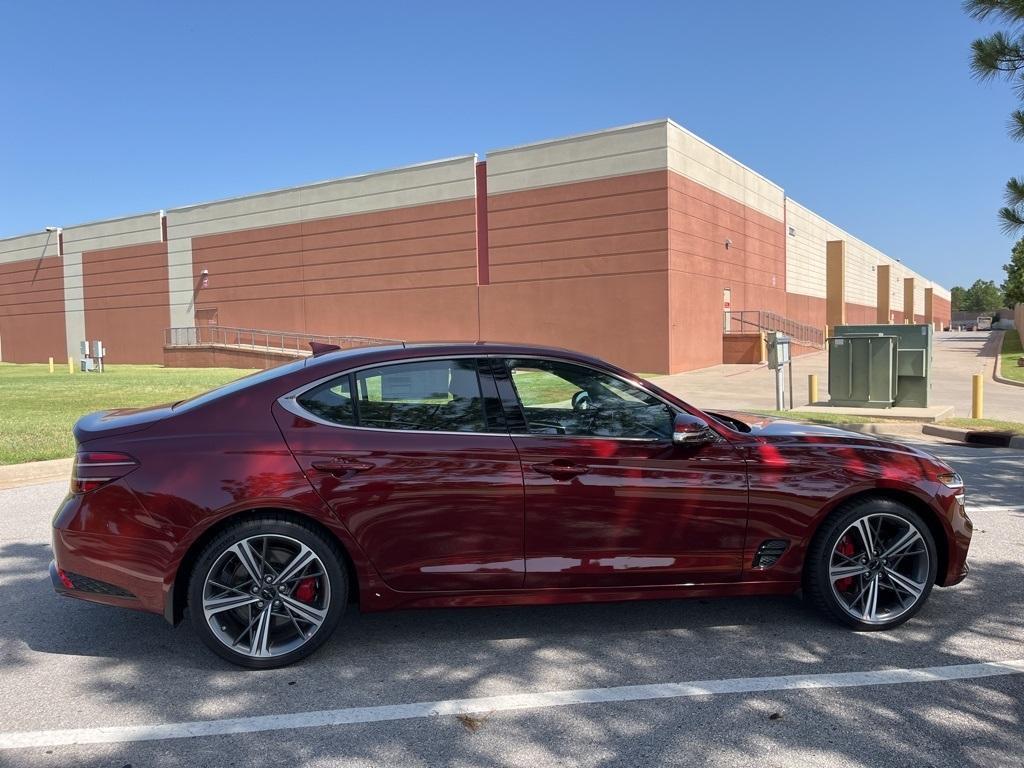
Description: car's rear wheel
xmin=805 ymin=498 xmax=937 ymax=630
xmin=187 ymin=516 xmax=346 ymax=668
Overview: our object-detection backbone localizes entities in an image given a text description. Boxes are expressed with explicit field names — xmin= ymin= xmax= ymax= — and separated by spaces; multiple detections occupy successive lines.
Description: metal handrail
xmin=164 ymin=325 xmax=402 ymax=353
xmin=724 ymin=310 xmax=824 ymax=349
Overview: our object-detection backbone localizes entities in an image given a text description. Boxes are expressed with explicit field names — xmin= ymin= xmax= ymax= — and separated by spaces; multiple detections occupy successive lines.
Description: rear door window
xmin=354 ymin=359 xmax=487 ymax=432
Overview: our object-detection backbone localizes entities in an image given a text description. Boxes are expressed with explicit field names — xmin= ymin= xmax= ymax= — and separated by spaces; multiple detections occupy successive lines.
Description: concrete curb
xmin=922 ymin=424 xmax=1024 ymax=450
xmin=0 ymin=458 xmax=72 ymax=491
xmin=836 ymin=423 xmax=925 ymax=436
xmin=799 ymin=404 xmax=954 ymax=423
xmin=991 ymin=329 xmax=1024 ymax=389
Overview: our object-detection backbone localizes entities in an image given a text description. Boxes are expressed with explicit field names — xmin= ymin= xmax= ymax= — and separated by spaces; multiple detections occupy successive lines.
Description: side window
xmin=354 ymin=359 xmax=486 ymax=432
xmin=506 ymin=358 xmax=673 ymax=440
xmin=296 ymin=375 xmax=355 ymax=426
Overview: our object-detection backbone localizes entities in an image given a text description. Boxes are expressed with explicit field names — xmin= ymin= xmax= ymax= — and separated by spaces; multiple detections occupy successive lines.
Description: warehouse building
xmin=0 ymin=119 xmax=950 ymax=374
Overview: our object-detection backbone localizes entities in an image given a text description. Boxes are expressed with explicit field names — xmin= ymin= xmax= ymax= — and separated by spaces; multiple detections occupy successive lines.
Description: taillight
xmin=71 ymin=451 xmax=139 ymax=494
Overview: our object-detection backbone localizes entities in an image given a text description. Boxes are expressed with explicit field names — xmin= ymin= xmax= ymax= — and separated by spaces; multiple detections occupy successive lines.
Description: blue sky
xmin=0 ymin=1 xmax=1016 ymax=289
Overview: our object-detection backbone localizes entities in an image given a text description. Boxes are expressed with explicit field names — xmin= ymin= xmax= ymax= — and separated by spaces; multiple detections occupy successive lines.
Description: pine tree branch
xmin=1005 ymin=176 xmax=1024 ymax=205
xmin=965 ymin=0 xmax=1024 ymax=23
xmin=970 ymin=32 xmax=1024 ymax=80
xmin=998 ymin=205 xmax=1024 ymax=233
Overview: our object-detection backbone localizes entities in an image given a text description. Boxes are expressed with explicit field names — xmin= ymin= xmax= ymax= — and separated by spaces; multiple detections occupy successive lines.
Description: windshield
xmin=174 ymin=358 xmax=310 ymax=412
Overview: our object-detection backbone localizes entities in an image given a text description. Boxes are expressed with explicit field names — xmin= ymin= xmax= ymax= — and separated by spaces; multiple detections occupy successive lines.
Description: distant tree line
xmin=951 ymin=281 xmax=1003 ymax=312
xmin=950 ymin=237 xmax=1024 ymax=311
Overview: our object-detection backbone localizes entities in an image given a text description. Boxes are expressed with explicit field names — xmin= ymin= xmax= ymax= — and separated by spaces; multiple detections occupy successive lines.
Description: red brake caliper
xmin=836 ymin=535 xmax=856 ymax=592
xmin=294 ymin=577 xmax=317 ymax=604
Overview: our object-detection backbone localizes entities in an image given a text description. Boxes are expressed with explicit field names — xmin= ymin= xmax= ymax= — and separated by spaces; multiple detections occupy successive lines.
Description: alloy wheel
xmin=201 ymin=534 xmax=331 ymax=659
xmin=828 ymin=512 xmax=931 ymax=625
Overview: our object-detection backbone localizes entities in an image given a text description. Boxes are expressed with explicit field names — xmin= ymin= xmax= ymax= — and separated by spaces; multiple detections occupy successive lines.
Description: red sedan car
xmin=51 ymin=342 xmax=972 ymax=668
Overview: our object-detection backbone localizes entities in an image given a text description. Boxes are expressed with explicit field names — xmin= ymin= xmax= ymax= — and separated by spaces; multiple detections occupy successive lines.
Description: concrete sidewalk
xmin=651 ymin=331 xmax=1024 ymax=420
xmin=0 ymin=458 xmax=72 ymax=491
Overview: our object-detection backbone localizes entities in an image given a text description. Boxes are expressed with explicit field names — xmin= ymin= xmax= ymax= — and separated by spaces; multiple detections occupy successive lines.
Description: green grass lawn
xmin=0 ymin=363 xmax=253 ymax=465
xmin=999 ymin=329 xmax=1024 ymax=384
xmin=940 ymin=417 xmax=1024 ymax=436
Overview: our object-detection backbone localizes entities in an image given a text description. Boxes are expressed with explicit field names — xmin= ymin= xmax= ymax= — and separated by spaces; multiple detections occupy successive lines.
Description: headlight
xmin=938 ymin=472 xmax=965 ymax=506
xmin=938 ymin=472 xmax=964 ymax=490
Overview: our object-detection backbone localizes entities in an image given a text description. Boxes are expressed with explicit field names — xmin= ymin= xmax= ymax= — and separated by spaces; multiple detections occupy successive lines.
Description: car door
xmin=497 ymin=357 xmax=749 ymax=588
xmin=274 ymin=356 xmax=525 ymax=592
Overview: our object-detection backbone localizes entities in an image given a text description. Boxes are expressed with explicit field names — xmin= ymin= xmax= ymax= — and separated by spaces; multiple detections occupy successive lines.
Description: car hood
xmin=709 ymin=409 xmax=940 ymax=459
xmin=73 ymin=403 xmax=176 ymax=444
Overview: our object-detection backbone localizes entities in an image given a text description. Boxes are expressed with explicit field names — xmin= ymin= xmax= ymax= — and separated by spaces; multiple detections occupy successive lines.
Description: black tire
xmin=804 ymin=497 xmax=938 ymax=631
xmin=187 ymin=514 xmax=346 ymax=669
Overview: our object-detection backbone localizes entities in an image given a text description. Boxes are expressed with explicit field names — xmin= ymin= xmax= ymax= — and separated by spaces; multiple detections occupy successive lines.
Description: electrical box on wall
xmin=79 ymin=339 xmax=107 ymax=373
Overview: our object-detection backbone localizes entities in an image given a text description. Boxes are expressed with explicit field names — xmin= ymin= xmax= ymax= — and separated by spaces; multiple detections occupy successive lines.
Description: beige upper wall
xmin=62 ymin=212 xmax=163 ymax=254
xmin=486 ymin=119 xmax=785 ymax=222
xmin=785 ymin=198 xmax=948 ymax=308
xmin=665 ymin=122 xmax=784 ymax=222
xmin=0 ymin=231 xmax=60 ymax=264
xmin=486 ymin=121 xmax=668 ymax=195
xmin=164 ymin=156 xmax=477 ymax=240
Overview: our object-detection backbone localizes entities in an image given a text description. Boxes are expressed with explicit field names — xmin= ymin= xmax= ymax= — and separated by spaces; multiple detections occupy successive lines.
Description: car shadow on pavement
xmin=1 ymin=558 xmax=1022 ymax=766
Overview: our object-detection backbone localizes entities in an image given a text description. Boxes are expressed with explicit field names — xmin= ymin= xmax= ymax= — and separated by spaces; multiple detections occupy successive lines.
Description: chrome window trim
xmin=278 ymin=355 xmax=495 ymax=437
xmin=277 ymin=352 xmax=682 ymax=441
xmin=507 ymin=433 xmax=669 ymax=444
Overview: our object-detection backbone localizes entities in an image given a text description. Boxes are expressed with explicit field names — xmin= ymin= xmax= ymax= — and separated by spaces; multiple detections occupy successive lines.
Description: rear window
xmin=173 ymin=358 xmax=311 ymax=412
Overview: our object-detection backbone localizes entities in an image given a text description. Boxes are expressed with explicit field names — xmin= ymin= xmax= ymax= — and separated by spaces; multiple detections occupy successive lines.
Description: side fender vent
xmin=752 ymin=539 xmax=789 ymax=569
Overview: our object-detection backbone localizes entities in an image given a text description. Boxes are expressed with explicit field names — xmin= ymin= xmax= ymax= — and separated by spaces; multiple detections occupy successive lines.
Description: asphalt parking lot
xmin=0 ymin=438 xmax=1021 ymax=767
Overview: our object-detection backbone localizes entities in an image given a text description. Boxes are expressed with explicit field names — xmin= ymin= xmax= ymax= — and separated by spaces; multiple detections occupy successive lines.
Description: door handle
xmin=532 ymin=461 xmax=589 ymax=479
xmin=311 ymin=458 xmax=374 ymax=474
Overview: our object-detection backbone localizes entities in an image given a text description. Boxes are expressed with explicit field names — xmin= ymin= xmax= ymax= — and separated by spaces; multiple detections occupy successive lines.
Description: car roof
xmin=304 ymin=341 xmax=619 ymax=373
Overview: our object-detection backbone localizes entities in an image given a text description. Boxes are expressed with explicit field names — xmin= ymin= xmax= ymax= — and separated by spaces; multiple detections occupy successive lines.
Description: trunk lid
xmin=73 ymin=403 xmax=175 ymax=444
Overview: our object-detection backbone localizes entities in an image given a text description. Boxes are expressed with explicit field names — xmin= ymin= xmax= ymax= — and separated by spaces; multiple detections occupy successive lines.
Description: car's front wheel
xmin=187 ymin=515 xmax=346 ymax=668
xmin=805 ymin=498 xmax=938 ymax=630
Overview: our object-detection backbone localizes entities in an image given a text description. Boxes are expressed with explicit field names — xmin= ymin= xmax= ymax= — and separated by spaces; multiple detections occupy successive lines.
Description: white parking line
xmin=968 ymin=505 xmax=1024 ymax=514
xmin=1 ymin=659 xmax=1022 ymax=750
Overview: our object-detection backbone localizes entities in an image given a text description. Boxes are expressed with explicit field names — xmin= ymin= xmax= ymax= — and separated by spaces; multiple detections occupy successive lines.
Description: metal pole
xmin=788 ymin=360 xmax=794 ymax=410
xmin=972 ymin=373 xmax=984 ymax=419
xmin=775 ymin=366 xmax=785 ymax=411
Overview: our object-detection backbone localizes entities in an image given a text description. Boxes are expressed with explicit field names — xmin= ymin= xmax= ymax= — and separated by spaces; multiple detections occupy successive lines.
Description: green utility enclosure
xmin=827 ymin=324 xmax=933 ymax=408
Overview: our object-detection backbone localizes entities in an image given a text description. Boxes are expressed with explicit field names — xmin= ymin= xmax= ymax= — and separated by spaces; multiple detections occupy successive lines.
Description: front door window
xmin=506 ymin=358 xmax=673 ymax=440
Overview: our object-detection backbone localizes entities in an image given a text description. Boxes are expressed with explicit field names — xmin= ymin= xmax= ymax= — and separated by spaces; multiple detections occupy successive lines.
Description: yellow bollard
xmin=48 ymin=357 xmax=54 ymax=373
xmin=808 ymin=374 xmax=819 ymax=405
xmin=67 ymin=356 xmax=74 ymax=375
xmin=972 ymin=373 xmax=984 ymax=419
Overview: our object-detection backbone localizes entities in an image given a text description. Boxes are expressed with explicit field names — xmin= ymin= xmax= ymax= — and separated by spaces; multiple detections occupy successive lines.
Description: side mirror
xmin=672 ymin=412 xmax=713 ymax=446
